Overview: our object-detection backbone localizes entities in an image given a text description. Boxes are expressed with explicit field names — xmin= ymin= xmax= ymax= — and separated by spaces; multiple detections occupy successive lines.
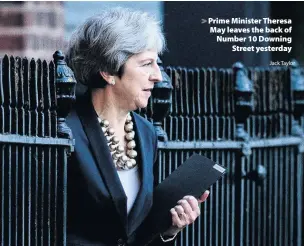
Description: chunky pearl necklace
xmin=98 ymin=113 xmax=138 ymax=170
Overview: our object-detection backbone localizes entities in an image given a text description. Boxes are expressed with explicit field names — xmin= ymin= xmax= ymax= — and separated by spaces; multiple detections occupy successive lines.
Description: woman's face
xmin=113 ymin=50 xmax=162 ymax=110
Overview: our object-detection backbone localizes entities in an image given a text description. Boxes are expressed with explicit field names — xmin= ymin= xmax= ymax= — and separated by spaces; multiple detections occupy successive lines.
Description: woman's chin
xmin=135 ymin=100 xmax=149 ymax=110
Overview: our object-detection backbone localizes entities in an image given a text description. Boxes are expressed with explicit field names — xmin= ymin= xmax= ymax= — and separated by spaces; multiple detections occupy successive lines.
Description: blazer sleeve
xmin=144 ymin=128 xmax=176 ymax=246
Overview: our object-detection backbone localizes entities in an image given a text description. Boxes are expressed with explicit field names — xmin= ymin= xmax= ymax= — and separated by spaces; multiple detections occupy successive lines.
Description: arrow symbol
xmin=201 ymin=19 xmax=207 ymax=24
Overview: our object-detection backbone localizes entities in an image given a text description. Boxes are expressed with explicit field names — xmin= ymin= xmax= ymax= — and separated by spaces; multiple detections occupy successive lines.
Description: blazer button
xmin=117 ymin=238 xmax=126 ymax=246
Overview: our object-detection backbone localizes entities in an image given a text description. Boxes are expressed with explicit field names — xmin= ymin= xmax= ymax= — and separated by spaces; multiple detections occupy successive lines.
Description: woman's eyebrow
xmin=138 ymin=58 xmax=155 ymax=63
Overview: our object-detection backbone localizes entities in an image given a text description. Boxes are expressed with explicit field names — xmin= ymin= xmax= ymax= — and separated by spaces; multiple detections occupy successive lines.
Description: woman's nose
xmin=149 ymin=65 xmax=162 ymax=82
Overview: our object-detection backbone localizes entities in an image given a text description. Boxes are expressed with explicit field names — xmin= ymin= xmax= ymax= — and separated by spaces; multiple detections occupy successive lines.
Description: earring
xmin=111 ymin=78 xmax=115 ymax=85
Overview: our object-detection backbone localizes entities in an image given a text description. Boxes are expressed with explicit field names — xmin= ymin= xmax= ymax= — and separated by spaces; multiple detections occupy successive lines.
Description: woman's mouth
xmin=143 ymin=89 xmax=152 ymax=96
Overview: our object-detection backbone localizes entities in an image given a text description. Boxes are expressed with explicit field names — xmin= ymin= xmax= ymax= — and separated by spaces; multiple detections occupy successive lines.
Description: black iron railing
xmin=0 ymin=51 xmax=303 ymax=246
xmin=151 ymin=61 xmax=303 ymax=246
xmin=0 ymin=52 xmax=75 ymax=246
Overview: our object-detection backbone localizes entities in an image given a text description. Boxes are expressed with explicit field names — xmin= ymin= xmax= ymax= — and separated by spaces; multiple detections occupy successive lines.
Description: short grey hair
xmin=66 ymin=7 xmax=166 ymax=88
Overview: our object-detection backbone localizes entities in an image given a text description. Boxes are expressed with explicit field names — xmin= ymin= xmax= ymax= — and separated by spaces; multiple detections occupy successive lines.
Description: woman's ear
xmin=100 ymin=71 xmax=115 ymax=85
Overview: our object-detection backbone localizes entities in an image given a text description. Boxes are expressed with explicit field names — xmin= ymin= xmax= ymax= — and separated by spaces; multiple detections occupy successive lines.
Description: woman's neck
xmin=91 ymin=88 xmax=129 ymax=133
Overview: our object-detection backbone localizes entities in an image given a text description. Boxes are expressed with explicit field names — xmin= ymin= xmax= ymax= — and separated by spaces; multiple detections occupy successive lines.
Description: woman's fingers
xmin=170 ymin=208 xmax=183 ymax=228
xmin=174 ymin=205 xmax=184 ymax=215
xmin=169 ymin=192 xmax=210 ymax=231
xmin=176 ymin=198 xmax=198 ymax=224
xmin=182 ymin=196 xmax=200 ymax=217
xmin=182 ymin=196 xmax=199 ymax=210
xmin=177 ymin=199 xmax=193 ymax=215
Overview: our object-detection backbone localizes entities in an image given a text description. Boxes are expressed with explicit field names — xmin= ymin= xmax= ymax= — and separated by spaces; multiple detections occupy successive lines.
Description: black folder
xmin=137 ymin=154 xmax=226 ymax=245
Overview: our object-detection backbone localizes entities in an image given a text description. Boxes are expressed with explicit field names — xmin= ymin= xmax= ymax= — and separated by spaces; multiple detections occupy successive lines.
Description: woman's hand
xmin=163 ymin=190 xmax=210 ymax=237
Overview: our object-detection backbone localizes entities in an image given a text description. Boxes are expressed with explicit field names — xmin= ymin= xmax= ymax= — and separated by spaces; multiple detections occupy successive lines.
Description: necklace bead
xmin=107 ymin=128 xmax=115 ymax=135
xmin=112 ymin=152 xmax=122 ymax=160
xmin=120 ymin=155 xmax=129 ymax=162
xmin=126 ymin=160 xmax=133 ymax=169
xmin=106 ymin=136 xmax=114 ymax=142
xmin=127 ymin=149 xmax=137 ymax=158
xmin=109 ymin=144 xmax=117 ymax=151
xmin=103 ymin=120 xmax=110 ymax=127
xmin=124 ymin=123 xmax=133 ymax=132
xmin=127 ymin=140 xmax=136 ymax=149
xmin=125 ymin=131 xmax=135 ymax=140
xmin=116 ymin=145 xmax=124 ymax=153
xmin=126 ymin=114 xmax=132 ymax=122
xmin=112 ymin=136 xmax=119 ymax=144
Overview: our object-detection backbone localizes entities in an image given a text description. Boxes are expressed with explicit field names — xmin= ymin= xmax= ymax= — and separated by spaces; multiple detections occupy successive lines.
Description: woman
xmin=66 ymin=7 xmax=209 ymax=246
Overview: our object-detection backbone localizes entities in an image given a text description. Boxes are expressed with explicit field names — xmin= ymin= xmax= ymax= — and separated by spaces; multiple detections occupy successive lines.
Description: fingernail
xmin=205 ymin=190 xmax=210 ymax=195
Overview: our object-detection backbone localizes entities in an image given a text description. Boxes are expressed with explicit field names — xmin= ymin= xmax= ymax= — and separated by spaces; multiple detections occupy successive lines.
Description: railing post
xmin=233 ymin=62 xmax=254 ymax=144
xmin=53 ymin=51 xmax=76 ymax=245
xmin=152 ymin=58 xmax=173 ymax=141
xmin=53 ymin=50 xmax=76 ymax=140
xmin=232 ymin=62 xmax=254 ymax=246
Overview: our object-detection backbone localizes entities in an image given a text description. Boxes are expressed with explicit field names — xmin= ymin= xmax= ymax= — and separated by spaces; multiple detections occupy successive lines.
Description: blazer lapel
xmin=127 ymin=113 xmax=154 ymax=236
xmin=75 ymin=93 xmax=128 ymax=233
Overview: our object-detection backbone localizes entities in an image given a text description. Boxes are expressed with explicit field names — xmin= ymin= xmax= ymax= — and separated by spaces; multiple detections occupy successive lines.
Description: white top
xmin=117 ymin=166 xmax=141 ymax=214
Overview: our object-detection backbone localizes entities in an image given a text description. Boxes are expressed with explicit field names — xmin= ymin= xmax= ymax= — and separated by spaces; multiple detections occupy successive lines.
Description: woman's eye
xmin=143 ymin=62 xmax=152 ymax=67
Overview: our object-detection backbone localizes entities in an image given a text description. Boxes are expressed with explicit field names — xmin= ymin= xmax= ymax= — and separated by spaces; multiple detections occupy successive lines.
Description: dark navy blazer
xmin=66 ymin=92 xmax=174 ymax=246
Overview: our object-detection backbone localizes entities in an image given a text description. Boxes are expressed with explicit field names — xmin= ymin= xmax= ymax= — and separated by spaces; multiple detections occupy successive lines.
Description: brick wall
xmin=0 ymin=1 xmax=64 ymax=60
